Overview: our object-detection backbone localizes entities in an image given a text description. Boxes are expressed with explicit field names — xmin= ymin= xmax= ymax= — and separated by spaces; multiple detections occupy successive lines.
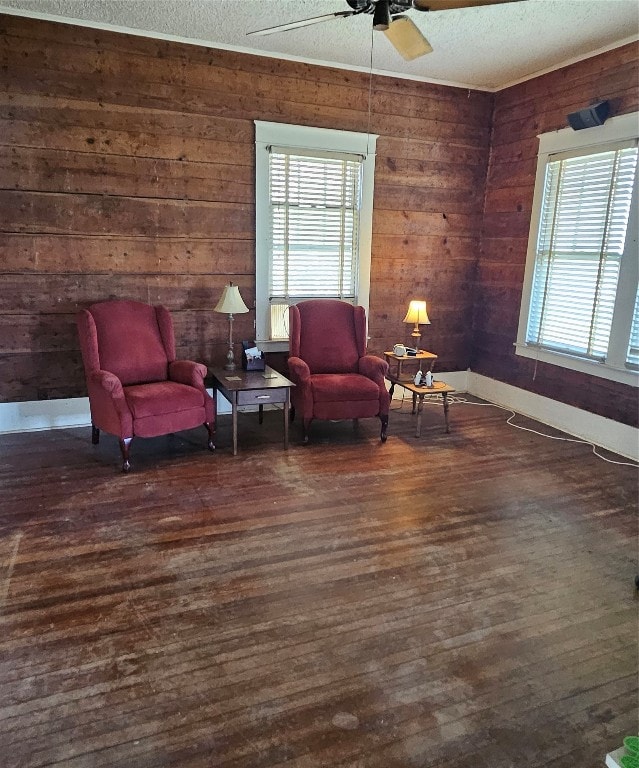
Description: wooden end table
xmin=392 ymin=379 xmax=455 ymax=437
xmin=384 ymin=349 xmax=438 ymax=400
xmin=209 ymin=366 xmax=295 ymax=455
xmin=383 ymin=351 xmax=453 ymax=436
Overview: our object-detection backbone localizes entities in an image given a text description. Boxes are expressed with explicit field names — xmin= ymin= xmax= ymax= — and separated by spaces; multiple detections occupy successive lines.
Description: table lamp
xmin=214 ymin=282 xmax=249 ymax=370
xmin=403 ymin=300 xmax=430 ymax=353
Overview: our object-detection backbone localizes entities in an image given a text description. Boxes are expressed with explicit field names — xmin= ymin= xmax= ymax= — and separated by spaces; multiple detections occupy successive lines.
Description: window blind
xmin=267 ymin=149 xmax=363 ymax=339
xmin=627 ymin=289 xmax=639 ymax=369
xmin=526 ymin=144 xmax=638 ymax=361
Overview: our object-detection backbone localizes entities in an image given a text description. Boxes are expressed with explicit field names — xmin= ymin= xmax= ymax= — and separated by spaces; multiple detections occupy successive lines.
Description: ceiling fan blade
xmin=247 ymin=11 xmax=355 ymax=37
xmin=384 ymin=16 xmax=433 ymax=60
xmin=412 ymin=0 xmax=524 ymax=10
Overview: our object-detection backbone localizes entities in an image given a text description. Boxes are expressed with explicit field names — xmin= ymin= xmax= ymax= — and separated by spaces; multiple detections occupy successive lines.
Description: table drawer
xmin=237 ymin=388 xmax=287 ymax=406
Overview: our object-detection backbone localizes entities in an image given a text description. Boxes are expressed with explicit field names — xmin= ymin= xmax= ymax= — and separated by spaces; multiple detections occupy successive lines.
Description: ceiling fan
xmin=247 ymin=0 xmax=524 ymax=61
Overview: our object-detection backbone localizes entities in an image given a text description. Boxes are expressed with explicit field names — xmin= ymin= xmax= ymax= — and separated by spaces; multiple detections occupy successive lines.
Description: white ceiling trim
xmin=1 ymin=3 xmax=637 ymax=93
xmin=497 ymin=32 xmax=639 ymax=92
xmin=0 ymin=7 xmax=495 ymax=91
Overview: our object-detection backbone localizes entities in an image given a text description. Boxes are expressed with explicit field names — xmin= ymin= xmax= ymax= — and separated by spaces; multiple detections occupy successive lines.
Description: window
xmin=255 ymin=121 xmax=377 ymax=350
xmin=268 ymin=149 xmax=362 ymax=338
xmin=516 ymin=112 xmax=639 ymax=386
xmin=628 ymin=287 xmax=639 ymax=369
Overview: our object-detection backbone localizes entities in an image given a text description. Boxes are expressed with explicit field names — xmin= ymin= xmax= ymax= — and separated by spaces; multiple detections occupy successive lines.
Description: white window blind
xmin=627 ymin=288 xmax=639 ymax=369
xmin=267 ymin=148 xmax=363 ymax=339
xmin=526 ymin=144 xmax=638 ymax=361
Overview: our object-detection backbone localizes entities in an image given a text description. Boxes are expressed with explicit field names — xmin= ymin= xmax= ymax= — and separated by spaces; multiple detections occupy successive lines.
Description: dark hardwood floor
xmin=0 ymin=398 xmax=637 ymax=767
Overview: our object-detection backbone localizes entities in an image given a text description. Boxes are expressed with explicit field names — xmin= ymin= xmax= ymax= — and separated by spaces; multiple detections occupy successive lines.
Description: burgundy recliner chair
xmin=287 ymin=299 xmax=389 ymax=444
xmin=77 ymin=300 xmax=215 ymax=472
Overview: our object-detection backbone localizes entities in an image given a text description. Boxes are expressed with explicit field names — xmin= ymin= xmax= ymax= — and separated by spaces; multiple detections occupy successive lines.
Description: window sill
xmin=515 ymin=343 xmax=639 ymax=387
xmin=256 ymin=340 xmax=289 ymax=354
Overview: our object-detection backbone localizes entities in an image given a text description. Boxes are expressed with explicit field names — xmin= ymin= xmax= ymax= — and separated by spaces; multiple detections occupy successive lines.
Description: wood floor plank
xmin=0 ymin=401 xmax=636 ymax=767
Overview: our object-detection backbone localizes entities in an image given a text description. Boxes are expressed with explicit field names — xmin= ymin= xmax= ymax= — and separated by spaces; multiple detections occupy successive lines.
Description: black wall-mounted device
xmin=567 ymin=101 xmax=610 ymax=131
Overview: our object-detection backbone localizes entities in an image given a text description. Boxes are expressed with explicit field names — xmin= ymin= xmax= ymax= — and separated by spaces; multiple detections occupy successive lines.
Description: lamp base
xmin=224 ymin=344 xmax=236 ymax=371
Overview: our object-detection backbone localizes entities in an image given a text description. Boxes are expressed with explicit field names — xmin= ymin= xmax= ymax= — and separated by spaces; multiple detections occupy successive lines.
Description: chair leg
xmin=204 ymin=422 xmax=216 ymax=451
xmin=380 ymin=414 xmax=389 ymax=443
xmin=302 ymin=418 xmax=312 ymax=445
xmin=92 ymin=425 xmax=100 ymax=444
xmin=119 ymin=437 xmax=133 ymax=473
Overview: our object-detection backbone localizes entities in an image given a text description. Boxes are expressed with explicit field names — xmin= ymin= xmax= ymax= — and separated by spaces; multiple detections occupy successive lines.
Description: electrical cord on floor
xmin=390 ymin=388 xmax=639 ymax=468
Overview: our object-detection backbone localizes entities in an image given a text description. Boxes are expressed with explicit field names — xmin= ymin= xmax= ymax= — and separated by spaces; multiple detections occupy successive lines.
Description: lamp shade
xmin=403 ymin=300 xmax=430 ymax=326
xmin=214 ymin=283 xmax=249 ymax=314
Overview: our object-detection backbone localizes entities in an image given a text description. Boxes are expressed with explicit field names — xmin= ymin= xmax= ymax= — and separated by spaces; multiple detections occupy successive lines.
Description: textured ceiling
xmin=1 ymin=0 xmax=638 ymax=90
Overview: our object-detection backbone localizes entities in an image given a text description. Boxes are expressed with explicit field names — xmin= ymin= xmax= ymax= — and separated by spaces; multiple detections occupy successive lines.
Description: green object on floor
xmin=621 ymin=755 xmax=639 ymax=768
xmin=624 ymin=737 xmax=639 ymax=756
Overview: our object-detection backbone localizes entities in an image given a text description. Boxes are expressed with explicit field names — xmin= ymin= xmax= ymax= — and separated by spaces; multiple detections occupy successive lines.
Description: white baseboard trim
xmin=0 ymin=389 xmax=231 ymax=435
xmin=0 ymin=397 xmax=92 ymax=434
xmin=431 ymin=370 xmax=470 ymax=392
xmin=467 ymin=373 xmax=639 ymax=462
xmin=215 ymin=390 xmax=232 ymax=416
xmin=1 ymin=371 xmax=636 ymax=461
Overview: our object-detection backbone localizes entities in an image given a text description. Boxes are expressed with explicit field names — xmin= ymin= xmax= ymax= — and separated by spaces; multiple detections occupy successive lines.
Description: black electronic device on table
xmin=241 ymin=340 xmax=265 ymax=371
xmin=405 ymin=347 xmax=418 ymax=356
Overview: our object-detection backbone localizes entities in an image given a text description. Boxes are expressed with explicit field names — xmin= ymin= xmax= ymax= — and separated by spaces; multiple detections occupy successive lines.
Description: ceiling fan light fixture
xmin=384 ymin=15 xmax=433 ymax=60
xmin=372 ymin=0 xmax=391 ymax=30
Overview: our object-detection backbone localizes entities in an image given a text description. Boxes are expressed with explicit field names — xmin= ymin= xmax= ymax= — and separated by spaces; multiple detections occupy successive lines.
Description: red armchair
xmin=77 ymin=300 xmax=215 ymax=471
xmin=288 ymin=299 xmax=389 ymax=444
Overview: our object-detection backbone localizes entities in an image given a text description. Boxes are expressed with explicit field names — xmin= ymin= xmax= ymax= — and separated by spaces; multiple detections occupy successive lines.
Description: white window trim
xmin=255 ymin=120 xmax=377 ymax=352
xmin=515 ymin=111 xmax=639 ymax=387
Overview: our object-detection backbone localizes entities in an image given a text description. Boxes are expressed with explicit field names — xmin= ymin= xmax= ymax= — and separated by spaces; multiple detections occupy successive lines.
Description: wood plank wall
xmin=0 ymin=14 xmax=492 ymax=402
xmin=475 ymin=42 xmax=639 ymax=427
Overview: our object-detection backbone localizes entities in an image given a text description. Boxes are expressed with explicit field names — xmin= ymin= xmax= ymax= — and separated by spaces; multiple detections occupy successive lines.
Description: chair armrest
xmin=169 ymin=360 xmax=207 ymax=388
xmin=89 ymin=369 xmax=125 ymax=397
xmin=169 ymin=360 xmax=215 ymax=423
xmin=287 ymin=356 xmax=313 ymax=418
xmin=287 ymin=356 xmax=311 ymax=384
xmin=358 ymin=355 xmax=389 ymax=385
xmin=87 ymin=369 xmax=134 ymax=437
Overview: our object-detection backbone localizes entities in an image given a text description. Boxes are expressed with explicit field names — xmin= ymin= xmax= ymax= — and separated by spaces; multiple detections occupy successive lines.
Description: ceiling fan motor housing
xmin=346 ymin=0 xmax=418 ymax=14
xmin=345 ymin=0 xmax=373 ymax=9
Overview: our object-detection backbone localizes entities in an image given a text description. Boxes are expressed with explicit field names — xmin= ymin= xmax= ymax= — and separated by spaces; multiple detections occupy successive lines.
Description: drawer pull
xmin=256 ymin=395 xmax=271 ymax=399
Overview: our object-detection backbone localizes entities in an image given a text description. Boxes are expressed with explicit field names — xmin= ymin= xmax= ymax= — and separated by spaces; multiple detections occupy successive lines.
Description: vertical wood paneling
xmin=475 ymin=42 xmax=639 ymax=427
xmin=0 ymin=13 xmax=492 ymax=401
